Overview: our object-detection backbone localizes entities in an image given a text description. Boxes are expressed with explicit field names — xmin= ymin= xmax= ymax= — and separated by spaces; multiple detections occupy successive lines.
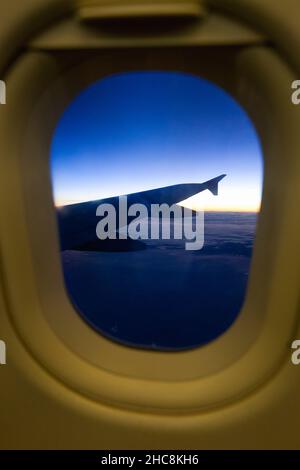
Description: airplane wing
xmin=57 ymin=174 xmax=226 ymax=250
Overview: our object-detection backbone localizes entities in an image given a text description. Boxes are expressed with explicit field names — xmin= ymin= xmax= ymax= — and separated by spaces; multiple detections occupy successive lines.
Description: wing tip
xmin=208 ymin=174 xmax=227 ymax=196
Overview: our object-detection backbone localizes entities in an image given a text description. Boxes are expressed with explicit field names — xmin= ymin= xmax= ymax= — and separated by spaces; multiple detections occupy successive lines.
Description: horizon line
xmin=55 ymin=200 xmax=260 ymax=213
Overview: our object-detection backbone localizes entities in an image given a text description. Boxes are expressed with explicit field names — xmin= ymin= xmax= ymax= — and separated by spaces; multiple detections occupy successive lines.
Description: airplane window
xmin=50 ymin=71 xmax=263 ymax=351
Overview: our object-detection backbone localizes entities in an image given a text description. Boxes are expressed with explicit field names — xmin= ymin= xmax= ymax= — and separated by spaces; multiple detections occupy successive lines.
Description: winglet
xmin=206 ymin=174 xmax=226 ymax=196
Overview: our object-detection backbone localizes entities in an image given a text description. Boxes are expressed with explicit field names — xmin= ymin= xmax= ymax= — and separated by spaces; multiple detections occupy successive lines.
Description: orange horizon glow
xmin=55 ymin=198 xmax=261 ymax=213
xmin=179 ymin=201 xmax=260 ymax=213
xmin=178 ymin=187 xmax=261 ymax=213
xmin=54 ymin=175 xmax=262 ymax=213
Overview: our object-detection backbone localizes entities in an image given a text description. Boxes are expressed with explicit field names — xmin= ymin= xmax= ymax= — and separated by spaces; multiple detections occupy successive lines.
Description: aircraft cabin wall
xmin=0 ymin=0 xmax=300 ymax=451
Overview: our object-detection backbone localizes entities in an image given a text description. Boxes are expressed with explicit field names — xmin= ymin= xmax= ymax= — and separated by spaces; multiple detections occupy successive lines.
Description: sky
xmin=51 ymin=71 xmax=263 ymax=212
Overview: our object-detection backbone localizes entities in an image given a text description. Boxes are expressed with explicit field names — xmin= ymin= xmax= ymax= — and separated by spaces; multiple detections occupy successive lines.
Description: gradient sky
xmin=51 ymin=71 xmax=263 ymax=212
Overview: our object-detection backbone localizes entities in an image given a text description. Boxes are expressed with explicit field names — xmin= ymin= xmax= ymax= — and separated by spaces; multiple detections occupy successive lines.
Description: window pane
xmin=51 ymin=71 xmax=263 ymax=351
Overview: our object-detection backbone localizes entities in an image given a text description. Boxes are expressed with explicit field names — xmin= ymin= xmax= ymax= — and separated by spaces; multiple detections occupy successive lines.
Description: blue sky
xmin=51 ymin=71 xmax=263 ymax=211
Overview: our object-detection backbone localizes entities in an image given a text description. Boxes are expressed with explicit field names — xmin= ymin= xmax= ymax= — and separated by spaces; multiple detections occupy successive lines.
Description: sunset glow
xmin=51 ymin=72 xmax=262 ymax=213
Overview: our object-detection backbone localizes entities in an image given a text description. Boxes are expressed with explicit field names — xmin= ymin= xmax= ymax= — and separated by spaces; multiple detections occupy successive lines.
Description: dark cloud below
xmin=62 ymin=212 xmax=257 ymax=350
